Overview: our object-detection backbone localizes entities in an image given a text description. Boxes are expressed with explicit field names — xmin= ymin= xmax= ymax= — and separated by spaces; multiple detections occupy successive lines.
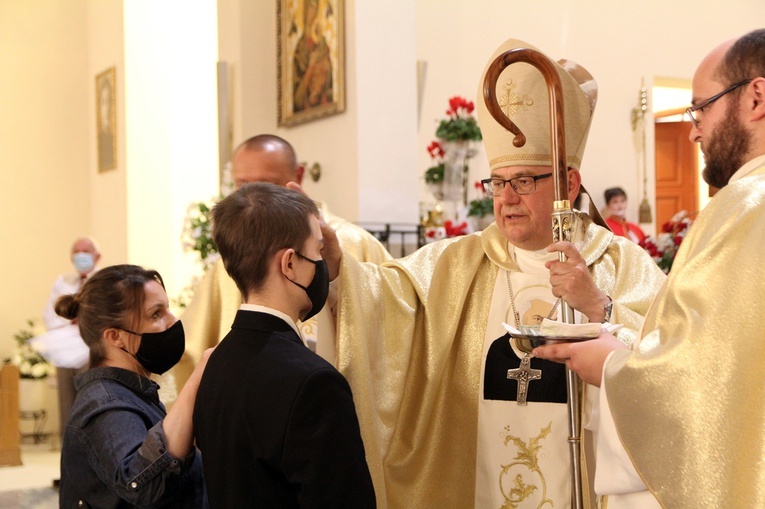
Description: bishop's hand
xmin=545 ymin=241 xmax=611 ymax=323
xmin=286 ymin=182 xmax=342 ymax=280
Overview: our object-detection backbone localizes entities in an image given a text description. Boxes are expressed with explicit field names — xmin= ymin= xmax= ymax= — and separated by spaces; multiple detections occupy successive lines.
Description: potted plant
xmin=424 ymin=96 xmax=483 ymax=206
xmin=467 ymin=182 xmax=494 ymax=230
xmin=435 ymin=96 xmax=483 ymax=143
xmin=639 ymin=211 xmax=693 ymax=274
xmin=181 ymin=197 xmax=221 ymax=271
xmin=10 ymin=319 xmax=51 ymax=381
xmin=8 ymin=319 xmax=53 ymax=413
xmin=176 ymin=196 xmax=222 ymax=309
xmin=424 ymin=140 xmax=446 ymax=200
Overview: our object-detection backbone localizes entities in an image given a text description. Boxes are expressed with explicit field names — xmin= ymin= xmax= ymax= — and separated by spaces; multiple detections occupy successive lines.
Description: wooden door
xmin=654 ymin=121 xmax=698 ymax=232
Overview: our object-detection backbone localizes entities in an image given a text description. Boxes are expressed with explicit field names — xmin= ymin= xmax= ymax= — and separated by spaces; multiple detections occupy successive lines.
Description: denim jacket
xmin=59 ymin=367 xmax=208 ymax=508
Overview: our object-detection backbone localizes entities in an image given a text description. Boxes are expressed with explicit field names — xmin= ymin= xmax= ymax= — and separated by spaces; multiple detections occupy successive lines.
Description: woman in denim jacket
xmin=55 ymin=265 xmax=212 ymax=508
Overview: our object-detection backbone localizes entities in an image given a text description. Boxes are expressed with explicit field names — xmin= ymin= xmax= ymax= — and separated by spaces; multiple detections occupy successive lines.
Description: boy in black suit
xmin=193 ymin=182 xmax=375 ymax=507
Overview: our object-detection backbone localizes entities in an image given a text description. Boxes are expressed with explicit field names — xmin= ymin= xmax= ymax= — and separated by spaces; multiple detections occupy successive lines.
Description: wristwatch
xmin=603 ymin=296 xmax=613 ymax=323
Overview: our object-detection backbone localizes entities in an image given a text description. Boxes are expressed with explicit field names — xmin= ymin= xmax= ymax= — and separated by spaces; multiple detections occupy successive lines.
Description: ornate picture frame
xmin=277 ymin=0 xmax=345 ymax=127
xmin=95 ymin=67 xmax=117 ymax=172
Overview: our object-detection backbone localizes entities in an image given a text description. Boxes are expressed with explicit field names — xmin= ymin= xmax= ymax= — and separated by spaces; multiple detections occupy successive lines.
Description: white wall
xmin=218 ymin=0 xmax=419 ymax=225
xmin=88 ymin=0 xmax=127 ymax=268
xmin=123 ymin=1 xmax=219 ymax=299
xmin=354 ymin=0 xmax=419 ymax=224
xmin=0 ymin=0 xmax=90 ymax=360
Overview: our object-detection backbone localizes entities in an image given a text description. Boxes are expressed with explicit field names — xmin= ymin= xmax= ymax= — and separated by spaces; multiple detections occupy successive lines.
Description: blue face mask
xmin=72 ymin=252 xmax=95 ymax=274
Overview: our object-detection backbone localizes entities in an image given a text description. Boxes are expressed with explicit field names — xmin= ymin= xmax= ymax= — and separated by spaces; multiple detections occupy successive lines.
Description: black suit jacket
xmin=193 ymin=310 xmax=375 ymax=508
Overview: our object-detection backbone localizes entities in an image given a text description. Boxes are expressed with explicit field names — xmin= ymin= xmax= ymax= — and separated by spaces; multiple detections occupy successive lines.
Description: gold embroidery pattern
xmin=489 ymin=153 xmax=582 ymax=168
xmin=499 ymin=422 xmax=554 ymax=509
xmin=499 ymin=79 xmax=534 ymax=118
xmin=298 ymin=317 xmax=317 ymax=337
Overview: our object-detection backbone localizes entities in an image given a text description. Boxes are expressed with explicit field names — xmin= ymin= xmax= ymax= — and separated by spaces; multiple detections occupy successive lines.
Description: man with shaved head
xmin=175 ymin=135 xmax=391 ymax=388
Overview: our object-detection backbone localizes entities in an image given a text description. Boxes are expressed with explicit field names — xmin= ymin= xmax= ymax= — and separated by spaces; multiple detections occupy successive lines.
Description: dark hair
xmin=236 ymin=134 xmax=299 ymax=169
xmin=212 ymin=182 xmax=319 ymax=300
xmin=604 ymin=186 xmax=627 ymax=205
xmin=55 ymin=265 xmax=164 ymax=367
xmin=717 ymin=29 xmax=765 ymax=87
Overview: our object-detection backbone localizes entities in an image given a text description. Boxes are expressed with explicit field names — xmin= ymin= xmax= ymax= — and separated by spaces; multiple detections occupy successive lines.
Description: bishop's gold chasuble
xmin=336 ymin=214 xmax=665 ymax=508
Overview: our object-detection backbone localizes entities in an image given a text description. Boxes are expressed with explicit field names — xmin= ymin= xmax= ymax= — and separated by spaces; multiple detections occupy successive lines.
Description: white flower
xmin=30 ymin=363 xmax=48 ymax=379
xmin=31 ymin=322 xmax=46 ymax=336
xmin=19 ymin=360 xmax=32 ymax=375
xmin=12 ymin=319 xmax=53 ymax=379
xmin=425 ymin=226 xmax=447 ymax=242
xmin=203 ymin=253 xmax=221 ymax=268
xmin=670 ymin=210 xmax=688 ymax=223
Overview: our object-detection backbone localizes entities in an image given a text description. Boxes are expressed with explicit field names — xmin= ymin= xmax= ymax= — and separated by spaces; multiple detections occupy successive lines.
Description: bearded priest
xmin=534 ymin=28 xmax=765 ymax=509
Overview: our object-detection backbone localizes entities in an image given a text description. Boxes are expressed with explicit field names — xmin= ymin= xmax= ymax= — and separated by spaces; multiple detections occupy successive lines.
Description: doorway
xmin=654 ymin=120 xmax=697 ymax=230
xmin=652 ymin=82 xmax=710 ymax=234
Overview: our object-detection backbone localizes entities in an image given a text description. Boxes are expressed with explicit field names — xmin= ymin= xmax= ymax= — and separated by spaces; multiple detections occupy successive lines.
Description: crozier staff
xmin=534 ymin=28 xmax=765 ymax=508
xmin=317 ymin=37 xmax=665 ymax=508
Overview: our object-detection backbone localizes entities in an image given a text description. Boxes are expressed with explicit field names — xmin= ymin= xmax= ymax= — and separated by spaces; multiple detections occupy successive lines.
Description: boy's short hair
xmin=212 ymin=182 xmax=319 ymax=299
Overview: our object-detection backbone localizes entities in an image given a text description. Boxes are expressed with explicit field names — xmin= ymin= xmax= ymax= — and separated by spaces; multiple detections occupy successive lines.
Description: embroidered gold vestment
xmin=605 ymin=163 xmax=765 ymax=508
xmin=336 ymin=213 xmax=665 ymax=508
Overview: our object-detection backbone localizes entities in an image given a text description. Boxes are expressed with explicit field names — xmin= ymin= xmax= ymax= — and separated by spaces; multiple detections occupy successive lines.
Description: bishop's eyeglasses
xmin=481 ymin=173 xmax=553 ymax=196
xmin=685 ymin=79 xmax=752 ymax=129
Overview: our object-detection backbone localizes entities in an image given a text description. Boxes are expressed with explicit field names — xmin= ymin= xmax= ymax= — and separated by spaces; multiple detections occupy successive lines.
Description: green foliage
xmin=436 ymin=116 xmax=483 ymax=142
xmin=425 ymin=164 xmax=445 ymax=184
xmin=434 ymin=96 xmax=483 ymax=142
xmin=182 ymin=197 xmax=221 ymax=270
xmin=467 ymin=197 xmax=493 ymax=217
xmin=10 ymin=319 xmax=52 ymax=379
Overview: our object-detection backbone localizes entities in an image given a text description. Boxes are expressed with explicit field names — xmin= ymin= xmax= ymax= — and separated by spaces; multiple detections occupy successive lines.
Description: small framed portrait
xmin=277 ymin=0 xmax=346 ymax=127
xmin=96 ymin=67 xmax=117 ymax=172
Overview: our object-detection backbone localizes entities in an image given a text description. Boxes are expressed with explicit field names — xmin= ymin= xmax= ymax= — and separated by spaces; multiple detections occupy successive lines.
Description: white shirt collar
xmin=238 ymin=303 xmax=306 ymax=345
xmin=729 ymin=154 xmax=765 ymax=184
xmin=512 ymin=245 xmax=556 ymax=275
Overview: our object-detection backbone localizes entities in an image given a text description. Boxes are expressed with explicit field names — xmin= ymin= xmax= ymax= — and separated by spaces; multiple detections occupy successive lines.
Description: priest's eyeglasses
xmin=685 ymin=79 xmax=752 ymax=129
xmin=481 ymin=173 xmax=553 ymax=196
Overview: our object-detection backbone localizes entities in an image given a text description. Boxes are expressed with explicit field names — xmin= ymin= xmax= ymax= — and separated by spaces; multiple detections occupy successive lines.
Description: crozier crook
xmin=483 ymin=47 xmax=584 ymax=509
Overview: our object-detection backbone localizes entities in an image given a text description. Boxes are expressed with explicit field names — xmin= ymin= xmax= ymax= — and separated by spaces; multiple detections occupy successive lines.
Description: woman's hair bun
xmin=54 ymin=294 xmax=80 ymax=320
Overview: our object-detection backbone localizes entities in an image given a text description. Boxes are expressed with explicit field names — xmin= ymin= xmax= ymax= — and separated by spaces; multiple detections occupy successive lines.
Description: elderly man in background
xmin=40 ymin=237 xmax=100 ymax=445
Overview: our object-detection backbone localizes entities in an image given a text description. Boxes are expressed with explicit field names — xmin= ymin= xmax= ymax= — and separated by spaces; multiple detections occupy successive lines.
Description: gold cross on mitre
xmin=499 ymin=78 xmax=534 ymax=118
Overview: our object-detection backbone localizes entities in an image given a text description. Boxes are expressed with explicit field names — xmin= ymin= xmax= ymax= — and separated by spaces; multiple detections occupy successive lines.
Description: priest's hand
xmin=286 ymin=182 xmax=343 ymax=280
xmin=545 ymin=241 xmax=611 ymax=322
xmin=532 ymin=333 xmax=626 ymax=386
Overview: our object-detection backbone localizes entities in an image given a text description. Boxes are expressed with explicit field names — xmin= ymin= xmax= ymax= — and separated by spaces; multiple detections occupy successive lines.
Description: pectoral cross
xmin=507 ymin=354 xmax=541 ymax=405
